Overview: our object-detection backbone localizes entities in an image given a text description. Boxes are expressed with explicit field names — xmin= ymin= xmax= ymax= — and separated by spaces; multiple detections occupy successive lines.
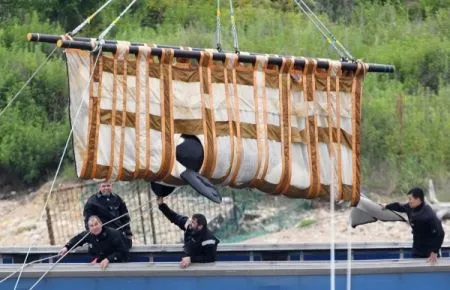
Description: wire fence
xmin=45 ymin=181 xmax=312 ymax=245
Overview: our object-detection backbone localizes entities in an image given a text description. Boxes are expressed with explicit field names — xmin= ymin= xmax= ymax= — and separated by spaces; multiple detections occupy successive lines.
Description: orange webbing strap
xmin=258 ymin=56 xmax=270 ymax=188
xmin=134 ymin=45 xmax=151 ymax=179
xmin=117 ymin=44 xmax=130 ymax=180
xmin=90 ymin=45 xmax=104 ymax=179
xmin=133 ymin=46 xmax=143 ymax=178
xmin=143 ymin=46 xmax=155 ymax=180
xmin=303 ymin=58 xmax=320 ymax=199
xmin=334 ymin=65 xmax=343 ymax=200
xmin=220 ymin=53 xmax=238 ymax=185
xmin=274 ymin=57 xmax=295 ymax=194
xmin=177 ymin=46 xmax=193 ymax=64
xmin=106 ymin=46 xmax=118 ymax=178
xmin=155 ymin=48 xmax=175 ymax=181
xmin=198 ymin=51 xmax=217 ymax=178
xmin=350 ymin=62 xmax=367 ymax=205
xmin=80 ymin=48 xmax=103 ymax=179
xmin=248 ymin=55 xmax=268 ymax=187
xmin=60 ymin=34 xmax=73 ymax=41
xmin=326 ymin=61 xmax=340 ymax=200
xmin=228 ymin=56 xmax=243 ymax=187
xmin=326 ymin=61 xmax=335 ymax=198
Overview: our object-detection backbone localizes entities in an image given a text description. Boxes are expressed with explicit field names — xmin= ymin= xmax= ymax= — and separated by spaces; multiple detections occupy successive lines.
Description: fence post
xmin=231 ymin=191 xmax=239 ymax=230
xmin=45 ymin=193 xmax=55 ymax=245
xmin=396 ymin=94 xmax=404 ymax=168
xmin=147 ymin=183 xmax=157 ymax=244
xmin=136 ymin=182 xmax=147 ymax=245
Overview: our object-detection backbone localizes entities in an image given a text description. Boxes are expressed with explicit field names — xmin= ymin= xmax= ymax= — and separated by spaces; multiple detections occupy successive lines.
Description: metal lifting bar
xmin=26 ymin=33 xmax=395 ymax=73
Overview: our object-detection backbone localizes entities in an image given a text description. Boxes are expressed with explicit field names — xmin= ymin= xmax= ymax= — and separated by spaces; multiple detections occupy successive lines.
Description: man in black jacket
xmin=383 ymin=187 xmax=445 ymax=264
xmin=157 ymin=197 xmax=219 ymax=268
xmin=83 ymin=181 xmax=133 ymax=248
xmin=58 ymin=215 xmax=129 ymax=270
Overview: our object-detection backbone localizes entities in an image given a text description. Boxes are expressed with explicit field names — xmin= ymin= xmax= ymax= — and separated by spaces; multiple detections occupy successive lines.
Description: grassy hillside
xmin=0 ymin=0 xmax=449 ymax=195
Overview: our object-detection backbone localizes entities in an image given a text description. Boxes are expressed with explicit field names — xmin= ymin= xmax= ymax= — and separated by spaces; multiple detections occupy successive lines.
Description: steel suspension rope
xmin=97 ymin=0 xmax=138 ymax=41
xmin=330 ymin=156 xmax=336 ymax=290
xmin=27 ymin=195 xmax=161 ymax=290
xmin=1 ymin=193 xmax=162 ymax=285
xmin=228 ymin=0 xmax=240 ymax=53
xmin=286 ymin=1 xmax=357 ymax=286
xmin=12 ymin=47 xmax=104 ymax=290
xmin=346 ymin=213 xmax=353 ymax=290
xmin=70 ymin=0 xmax=117 ymax=36
xmin=0 ymin=48 xmax=57 ymax=118
xmin=27 ymin=232 xmax=92 ymax=290
xmin=15 ymin=1 xmax=141 ymax=285
xmin=0 ymin=254 xmax=59 ymax=284
xmin=297 ymin=0 xmax=354 ymax=60
xmin=293 ymin=0 xmax=354 ymax=61
xmin=216 ymin=0 xmax=223 ymax=51
xmin=0 ymin=0 xmax=117 ymax=118
xmin=17 ymin=5 xmax=142 ymax=287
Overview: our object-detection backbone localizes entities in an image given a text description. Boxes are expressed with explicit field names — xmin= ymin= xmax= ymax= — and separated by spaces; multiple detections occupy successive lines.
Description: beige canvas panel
xmin=66 ymin=48 xmax=365 ymax=203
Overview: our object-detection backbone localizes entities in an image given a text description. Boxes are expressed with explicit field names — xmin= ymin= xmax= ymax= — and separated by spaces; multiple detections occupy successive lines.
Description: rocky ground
xmin=1 ymin=186 xmax=449 ymax=247
xmin=0 ymin=191 xmax=49 ymax=247
xmin=242 ymin=206 xmax=450 ymax=244
xmin=242 ymin=191 xmax=450 ymax=244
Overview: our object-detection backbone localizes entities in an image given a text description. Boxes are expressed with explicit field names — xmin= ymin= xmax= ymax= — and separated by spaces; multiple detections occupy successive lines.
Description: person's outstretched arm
xmin=59 ymin=230 xmax=89 ymax=256
xmin=385 ymin=202 xmax=409 ymax=213
xmin=157 ymin=198 xmax=189 ymax=230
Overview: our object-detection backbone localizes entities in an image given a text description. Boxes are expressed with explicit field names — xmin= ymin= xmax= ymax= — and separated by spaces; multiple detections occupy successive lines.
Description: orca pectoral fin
xmin=180 ymin=169 xmax=222 ymax=204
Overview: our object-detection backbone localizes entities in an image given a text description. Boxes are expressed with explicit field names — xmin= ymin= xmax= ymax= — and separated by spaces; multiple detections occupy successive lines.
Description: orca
xmin=151 ymin=134 xmax=221 ymax=204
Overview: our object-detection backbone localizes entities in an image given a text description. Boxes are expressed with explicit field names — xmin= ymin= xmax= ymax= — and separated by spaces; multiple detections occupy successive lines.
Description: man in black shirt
xmin=157 ymin=197 xmax=219 ymax=268
xmin=383 ymin=187 xmax=445 ymax=264
xmin=83 ymin=181 xmax=133 ymax=248
xmin=58 ymin=215 xmax=129 ymax=270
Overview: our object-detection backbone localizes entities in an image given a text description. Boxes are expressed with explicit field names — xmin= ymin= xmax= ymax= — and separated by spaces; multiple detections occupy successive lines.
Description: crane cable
xmin=293 ymin=0 xmax=354 ymax=61
xmin=228 ymin=0 xmax=240 ymax=53
xmin=216 ymin=0 xmax=222 ymax=51
xmin=0 ymin=0 xmax=117 ymax=118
